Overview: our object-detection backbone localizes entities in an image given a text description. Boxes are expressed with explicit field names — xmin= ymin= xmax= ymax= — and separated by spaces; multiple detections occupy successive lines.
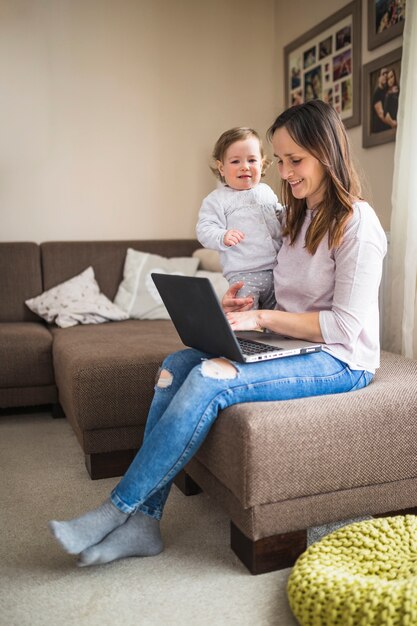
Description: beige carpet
xmin=0 ymin=411 xmax=299 ymax=626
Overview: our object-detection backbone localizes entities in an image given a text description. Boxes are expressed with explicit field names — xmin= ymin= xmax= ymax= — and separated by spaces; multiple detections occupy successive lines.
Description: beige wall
xmin=0 ymin=0 xmax=402 ymax=242
xmin=0 ymin=0 xmax=277 ymax=242
xmin=273 ymin=0 xmax=402 ymax=231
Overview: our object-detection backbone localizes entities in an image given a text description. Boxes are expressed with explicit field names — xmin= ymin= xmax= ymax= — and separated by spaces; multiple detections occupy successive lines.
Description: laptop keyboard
xmin=237 ymin=338 xmax=281 ymax=355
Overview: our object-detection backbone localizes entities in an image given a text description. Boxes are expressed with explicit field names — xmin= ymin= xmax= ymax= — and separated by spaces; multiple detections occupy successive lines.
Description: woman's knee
xmin=155 ymin=368 xmax=173 ymax=388
xmin=156 ymin=349 xmax=201 ymax=388
xmin=201 ymin=358 xmax=237 ymax=380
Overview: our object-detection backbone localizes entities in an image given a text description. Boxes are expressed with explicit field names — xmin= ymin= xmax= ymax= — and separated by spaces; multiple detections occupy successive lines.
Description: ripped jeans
xmin=110 ymin=348 xmax=373 ymax=519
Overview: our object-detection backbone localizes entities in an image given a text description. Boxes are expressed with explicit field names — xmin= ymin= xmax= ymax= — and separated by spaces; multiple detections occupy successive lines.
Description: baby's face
xmin=217 ymin=137 xmax=263 ymax=191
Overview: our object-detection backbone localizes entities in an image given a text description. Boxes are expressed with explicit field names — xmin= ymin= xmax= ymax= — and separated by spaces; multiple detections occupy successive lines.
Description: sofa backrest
xmin=0 ymin=242 xmax=43 ymax=322
xmin=41 ymin=240 xmax=200 ymax=300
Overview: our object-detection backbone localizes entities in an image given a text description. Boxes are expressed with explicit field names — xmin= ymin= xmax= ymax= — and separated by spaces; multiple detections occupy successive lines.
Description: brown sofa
xmin=2 ymin=239 xmax=417 ymax=575
xmin=0 ymin=242 xmax=57 ymax=408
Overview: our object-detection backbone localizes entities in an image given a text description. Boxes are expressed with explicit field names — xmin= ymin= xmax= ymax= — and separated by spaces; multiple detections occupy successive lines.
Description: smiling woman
xmin=226 ymin=100 xmax=385 ymax=347
xmin=267 ymin=100 xmax=360 ymax=256
xmin=48 ymin=101 xmax=387 ymax=570
xmin=272 ymin=128 xmax=326 ymax=212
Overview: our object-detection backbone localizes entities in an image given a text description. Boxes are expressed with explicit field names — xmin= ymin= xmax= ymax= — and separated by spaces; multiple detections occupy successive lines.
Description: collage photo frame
xmin=284 ymin=0 xmax=362 ymax=129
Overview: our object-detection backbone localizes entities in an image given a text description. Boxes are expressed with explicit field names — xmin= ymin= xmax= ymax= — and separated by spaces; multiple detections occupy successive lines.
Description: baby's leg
xmin=258 ymin=270 xmax=276 ymax=310
xmin=228 ymin=272 xmax=260 ymax=310
xmin=228 ymin=271 xmax=276 ymax=310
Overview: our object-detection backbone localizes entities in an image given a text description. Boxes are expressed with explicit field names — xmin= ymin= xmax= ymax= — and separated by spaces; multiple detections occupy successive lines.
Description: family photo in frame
xmin=362 ymin=46 xmax=402 ymax=147
xmin=284 ymin=0 xmax=361 ymax=128
xmin=368 ymin=0 xmax=406 ymax=50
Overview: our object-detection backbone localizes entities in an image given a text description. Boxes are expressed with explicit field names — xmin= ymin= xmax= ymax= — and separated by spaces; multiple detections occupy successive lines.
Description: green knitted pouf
xmin=287 ymin=515 xmax=417 ymax=626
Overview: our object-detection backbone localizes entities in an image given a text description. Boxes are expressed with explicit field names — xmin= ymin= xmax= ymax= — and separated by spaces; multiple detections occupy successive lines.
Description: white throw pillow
xmin=114 ymin=248 xmax=199 ymax=320
xmin=195 ymin=270 xmax=229 ymax=301
xmin=25 ymin=266 xmax=129 ymax=328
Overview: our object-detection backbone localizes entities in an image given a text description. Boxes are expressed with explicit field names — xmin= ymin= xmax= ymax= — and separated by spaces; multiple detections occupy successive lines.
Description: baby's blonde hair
xmin=210 ymin=127 xmax=271 ymax=182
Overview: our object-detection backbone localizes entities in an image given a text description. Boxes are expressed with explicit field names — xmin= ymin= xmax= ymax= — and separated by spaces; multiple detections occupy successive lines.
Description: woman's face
xmin=272 ymin=127 xmax=326 ymax=209
xmin=387 ymin=70 xmax=396 ymax=88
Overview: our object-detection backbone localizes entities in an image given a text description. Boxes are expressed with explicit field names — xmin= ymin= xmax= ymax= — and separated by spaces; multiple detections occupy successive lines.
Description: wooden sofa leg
xmin=230 ymin=506 xmax=417 ymax=575
xmin=174 ymin=470 xmax=202 ymax=496
xmin=230 ymin=522 xmax=307 ymax=575
xmin=85 ymin=449 xmax=138 ymax=480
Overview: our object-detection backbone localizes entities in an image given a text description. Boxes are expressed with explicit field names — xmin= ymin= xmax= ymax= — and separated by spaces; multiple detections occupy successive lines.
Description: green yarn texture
xmin=287 ymin=515 xmax=417 ymax=626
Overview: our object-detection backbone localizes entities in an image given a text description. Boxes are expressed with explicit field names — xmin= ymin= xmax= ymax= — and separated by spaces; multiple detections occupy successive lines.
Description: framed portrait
xmin=368 ymin=0 xmax=406 ymax=50
xmin=284 ymin=0 xmax=361 ymax=128
xmin=362 ymin=47 xmax=402 ymax=148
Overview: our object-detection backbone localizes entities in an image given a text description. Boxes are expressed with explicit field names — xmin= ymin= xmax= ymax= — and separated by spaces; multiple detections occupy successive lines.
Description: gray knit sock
xmin=77 ymin=510 xmax=163 ymax=566
xmin=48 ymin=498 xmax=129 ymax=555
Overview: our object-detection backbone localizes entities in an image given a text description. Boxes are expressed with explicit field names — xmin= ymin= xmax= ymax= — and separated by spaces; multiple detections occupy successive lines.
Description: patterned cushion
xmin=287 ymin=515 xmax=417 ymax=625
xmin=25 ymin=267 xmax=128 ymax=328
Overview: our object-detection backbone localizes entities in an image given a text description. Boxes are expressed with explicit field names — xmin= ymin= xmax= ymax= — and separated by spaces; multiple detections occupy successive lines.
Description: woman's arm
xmin=383 ymin=93 xmax=398 ymax=128
xmin=225 ymin=206 xmax=386 ymax=346
xmin=383 ymin=111 xmax=397 ymax=128
xmin=223 ymin=283 xmax=323 ymax=342
xmin=226 ymin=308 xmax=324 ymax=343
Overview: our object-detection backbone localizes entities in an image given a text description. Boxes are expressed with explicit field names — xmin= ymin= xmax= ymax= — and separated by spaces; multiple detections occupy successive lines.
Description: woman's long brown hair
xmin=267 ymin=100 xmax=361 ymax=254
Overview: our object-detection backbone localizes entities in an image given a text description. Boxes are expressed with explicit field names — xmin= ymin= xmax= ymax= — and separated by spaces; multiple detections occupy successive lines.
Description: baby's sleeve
xmin=196 ymin=193 xmax=229 ymax=251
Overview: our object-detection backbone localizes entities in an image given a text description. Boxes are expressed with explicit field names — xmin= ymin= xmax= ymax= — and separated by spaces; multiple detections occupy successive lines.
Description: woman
xmin=383 ymin=68 xmax=399 ymax=128
xmin=49 ymin=101 xmax=387 ymax=567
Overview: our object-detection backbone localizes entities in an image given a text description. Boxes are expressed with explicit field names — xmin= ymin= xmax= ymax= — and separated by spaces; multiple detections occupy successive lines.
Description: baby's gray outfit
xmin=196 ymin=183 xmax=282 ymax=309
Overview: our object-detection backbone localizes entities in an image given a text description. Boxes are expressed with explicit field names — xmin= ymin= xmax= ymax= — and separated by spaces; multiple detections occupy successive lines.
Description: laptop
xmin=151 ymin=273 xmax=322 ymax=364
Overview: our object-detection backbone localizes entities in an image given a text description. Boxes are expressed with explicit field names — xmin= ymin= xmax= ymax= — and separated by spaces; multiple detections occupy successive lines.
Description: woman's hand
xmin=226 ymin=310 xmax=263 ymax=331
xmin=227 ymin=308 xmax=324 ymax=339
xmin=222 ymin=282 xmax=253 ymax=313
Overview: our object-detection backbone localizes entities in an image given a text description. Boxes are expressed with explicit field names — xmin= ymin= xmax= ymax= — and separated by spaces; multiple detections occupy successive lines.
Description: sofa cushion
xmin=193 ymin=351 xmax=417 ymax=509
xmin=114 ymin=248 xmax=199 ymax=319
xmin=25 ymin=266 xmax=128 ymax=328
xmin=51 ymin=320 xmax=185 ymax=435
xmin=41 ymin=240 xmax=199 ymax=301
xmin=0 ymin=243 xmax=43 ymax=322
xmin=0 ymin=322 xmax=54 ymax=387
xmin=192 ymin=248 xmax=222 ymax=272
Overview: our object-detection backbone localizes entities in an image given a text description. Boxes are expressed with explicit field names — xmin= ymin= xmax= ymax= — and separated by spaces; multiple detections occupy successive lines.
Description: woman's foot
xmin=78 ymin=510 xmax=163 ymax=566
xmin=48 ymin=498 xmax=129 ymax=554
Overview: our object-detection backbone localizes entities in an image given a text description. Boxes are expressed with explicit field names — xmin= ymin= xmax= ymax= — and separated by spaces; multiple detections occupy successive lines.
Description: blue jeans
xmin=111 ymin=349 xmax=373 ymax=519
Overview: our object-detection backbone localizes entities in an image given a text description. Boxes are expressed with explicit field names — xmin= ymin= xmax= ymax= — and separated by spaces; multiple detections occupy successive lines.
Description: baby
xmin=196 ymin=127 xmax=282 ymax=309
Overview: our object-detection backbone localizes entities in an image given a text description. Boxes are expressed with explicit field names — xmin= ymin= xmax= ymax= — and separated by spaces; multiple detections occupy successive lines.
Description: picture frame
xmin=367 ymin=0 xmax=406 ymax=50
xmin=362 ymin=47 xmax=402 ymax=148
xmin=284 ymin=0 xmax=362 ymax=129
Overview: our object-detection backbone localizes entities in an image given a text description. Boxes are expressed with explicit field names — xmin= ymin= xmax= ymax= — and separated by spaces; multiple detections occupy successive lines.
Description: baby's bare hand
xmin=224 ymin=229 xmax=245 ymax=247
